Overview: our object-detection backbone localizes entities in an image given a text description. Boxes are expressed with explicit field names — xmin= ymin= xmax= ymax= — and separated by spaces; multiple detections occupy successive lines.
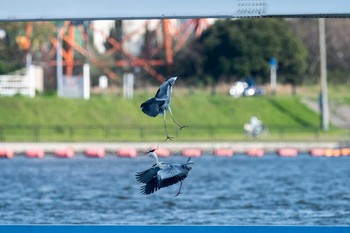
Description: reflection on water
xmin=0 ymin=155 xmax=349 ymax=225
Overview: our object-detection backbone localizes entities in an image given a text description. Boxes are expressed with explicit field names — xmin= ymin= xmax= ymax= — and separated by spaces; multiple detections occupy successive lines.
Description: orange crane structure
xmin=21 ymin=19 xmax=210 ymax=84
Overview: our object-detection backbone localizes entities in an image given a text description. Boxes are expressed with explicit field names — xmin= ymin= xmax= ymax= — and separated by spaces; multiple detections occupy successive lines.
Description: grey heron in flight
xmin=136 ymin=148 xmax=194 ymax=197
xmin=140 ymin=76 xmax=187 ymax=141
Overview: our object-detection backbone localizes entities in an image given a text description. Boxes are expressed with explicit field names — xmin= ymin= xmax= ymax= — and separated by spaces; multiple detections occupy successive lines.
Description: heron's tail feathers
xmin=140 ymin=97 xmax=165 ymax=117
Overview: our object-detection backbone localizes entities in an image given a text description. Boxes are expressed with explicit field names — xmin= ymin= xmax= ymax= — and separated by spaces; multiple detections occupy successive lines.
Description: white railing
xmin=57 ymin=63 xmax=90 ymax=99
xmin=0 ymin=66 xmax=35 ymax=97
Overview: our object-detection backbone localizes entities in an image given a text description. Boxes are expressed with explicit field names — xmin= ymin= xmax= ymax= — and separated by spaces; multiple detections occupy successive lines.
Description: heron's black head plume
xmin=144 ymin=146 xmax=158 ymax=155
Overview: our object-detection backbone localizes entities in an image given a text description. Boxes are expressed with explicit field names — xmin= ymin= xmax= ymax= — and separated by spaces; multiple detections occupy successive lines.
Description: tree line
xmin=1 ymin=19 xmax=350 ymax=88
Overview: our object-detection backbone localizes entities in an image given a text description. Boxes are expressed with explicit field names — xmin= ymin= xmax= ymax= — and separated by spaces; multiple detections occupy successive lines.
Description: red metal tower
xmin=20 ymin=19 xmax=210 ymax=83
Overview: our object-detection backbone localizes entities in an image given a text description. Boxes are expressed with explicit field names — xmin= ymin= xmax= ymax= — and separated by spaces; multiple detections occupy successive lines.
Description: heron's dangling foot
xmin=171 ymin=117 xmax=187 ymax=130
xmin=168 ymin=107 xmax=187 ymax=131
xmin=174 ymin=181 xmax=183 ymax=197
xmin=174 ymin=191 xmax=182 ymax=197
xmin=172 ymin=120 xmax=187 ymax=130
xmin=178 ymin=125 xmax=187 ymax=130
xmin=163 ymin=112 xmax=174 ymax=141
xmin=165 ymin=135 xmax=174 ymax=141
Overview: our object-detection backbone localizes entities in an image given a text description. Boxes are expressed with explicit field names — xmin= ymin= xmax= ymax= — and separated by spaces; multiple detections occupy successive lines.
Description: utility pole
xmin=319 ymin=18 xmax=329 ymax=131
xmin=56 ymin=23 xmax=63 ymax=97
xmin=269 ymin=57 xmax=278 ymax=96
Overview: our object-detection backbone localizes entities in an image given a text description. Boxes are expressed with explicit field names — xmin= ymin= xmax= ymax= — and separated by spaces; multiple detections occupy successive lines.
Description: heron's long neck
xmin=152 ymin=153 xmax=161 ymax=166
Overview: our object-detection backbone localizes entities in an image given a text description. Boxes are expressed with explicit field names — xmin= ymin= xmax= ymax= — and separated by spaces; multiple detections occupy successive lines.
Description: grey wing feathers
xmin=157 ymin=165 xmax=184 ymax=180
xmin=155 ymin=83 xmax=168 ymax=98
xmin=135 ymin=166 xmax=160 ymax=184
xmin=140 ymin=97 xmax=165 ymax=117
xmin=136 ymin=157 xmax=193 ymax=196
xmin=136 ymin=166 xmax=161 ymax=195
xmin=140 ymin=176 xmax=159 ymax=195
xmin=157 ymin=165 xmax=189 ymax=188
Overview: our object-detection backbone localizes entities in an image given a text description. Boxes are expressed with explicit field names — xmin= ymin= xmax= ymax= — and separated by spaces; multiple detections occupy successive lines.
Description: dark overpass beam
xmin=1 ymin=0 xmax=350 ymax=22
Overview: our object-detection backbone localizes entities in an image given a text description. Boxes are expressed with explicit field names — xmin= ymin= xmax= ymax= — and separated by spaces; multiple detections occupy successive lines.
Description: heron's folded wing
xmin=135 ymin=166 xmax=160 ymax=184
xmin=140 ymin=97 xmax=165 ymax=117
xmin=157 ymin=165 xmax=189 ymax=188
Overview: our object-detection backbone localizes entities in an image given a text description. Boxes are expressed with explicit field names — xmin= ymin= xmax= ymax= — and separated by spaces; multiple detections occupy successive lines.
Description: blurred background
xmin=1 ymin=18 xmax=350 ymax=226
xmin=1 ymin=18 xmax=350 ymax=142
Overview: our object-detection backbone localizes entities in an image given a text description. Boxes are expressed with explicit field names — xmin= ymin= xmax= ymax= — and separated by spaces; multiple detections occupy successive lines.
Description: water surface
xmin=0 ymin=155 xmax=349 ymax=225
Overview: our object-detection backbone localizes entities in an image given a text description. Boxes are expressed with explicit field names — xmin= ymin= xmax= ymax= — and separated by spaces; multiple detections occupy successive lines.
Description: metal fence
xmin=0 ymin=124 xmax=349 ymax=142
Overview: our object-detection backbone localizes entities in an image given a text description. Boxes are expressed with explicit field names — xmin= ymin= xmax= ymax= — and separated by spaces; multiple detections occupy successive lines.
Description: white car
xmin=229 ymin=81 xmax=265 ymax=98
xmin=229 ymin=81 xmax=248 ymax=98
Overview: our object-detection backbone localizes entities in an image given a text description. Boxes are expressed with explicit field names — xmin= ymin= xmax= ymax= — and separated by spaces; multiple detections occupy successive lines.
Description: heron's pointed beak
xmin=144 ymin=147 xmax=158 ymax=155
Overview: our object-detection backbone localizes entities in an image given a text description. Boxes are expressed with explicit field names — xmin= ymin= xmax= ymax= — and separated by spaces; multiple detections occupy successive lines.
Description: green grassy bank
xmin=0 ymin=90 xmax=347 ymax=142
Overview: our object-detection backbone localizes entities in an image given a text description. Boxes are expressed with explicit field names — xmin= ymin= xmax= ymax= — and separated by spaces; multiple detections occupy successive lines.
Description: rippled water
xmin=0 ymin=154 xmax=349 ymax=225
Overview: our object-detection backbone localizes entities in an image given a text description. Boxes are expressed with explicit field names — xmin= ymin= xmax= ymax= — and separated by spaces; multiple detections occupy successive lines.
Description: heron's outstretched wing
xmin=135 ymin=166 xmax=160 ymax=184
xmin=136 ymin=165 xmax=162 ymax=195
xmin=140 ymin=176 xmax=160 ymax=195
xmin=140 ymin=97 xmax=165 ymax=117
xmin=157 ymin=165 xmax=189 ymax=188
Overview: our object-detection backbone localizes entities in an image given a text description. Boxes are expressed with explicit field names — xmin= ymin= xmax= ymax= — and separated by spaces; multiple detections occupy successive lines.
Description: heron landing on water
xmin=135 ymin=148 xmax=194 ymax=197
xmin=140 ymin=76 xmax=187 ymax=141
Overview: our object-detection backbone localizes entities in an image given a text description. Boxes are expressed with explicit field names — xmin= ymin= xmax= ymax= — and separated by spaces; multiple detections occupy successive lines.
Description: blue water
xmin=0 ymin=154 xmax=349 ymax=225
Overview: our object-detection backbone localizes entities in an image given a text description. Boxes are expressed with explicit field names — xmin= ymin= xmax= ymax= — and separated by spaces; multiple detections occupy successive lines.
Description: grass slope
xmin=0 ymin=93 xmax=320 ymax=127
xmin=0 ymin=92 xmax=326 ymax=142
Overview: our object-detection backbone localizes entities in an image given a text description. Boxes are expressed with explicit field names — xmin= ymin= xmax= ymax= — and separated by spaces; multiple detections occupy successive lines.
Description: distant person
xmin=250 ymin=116 xmax=262 ymax=128
xmin=244 ymin=116 xmax=264 ymax=137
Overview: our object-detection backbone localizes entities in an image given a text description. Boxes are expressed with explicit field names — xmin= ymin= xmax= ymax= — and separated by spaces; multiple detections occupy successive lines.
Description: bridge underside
xmin=0 ymin=0 xmax=350 ymax=22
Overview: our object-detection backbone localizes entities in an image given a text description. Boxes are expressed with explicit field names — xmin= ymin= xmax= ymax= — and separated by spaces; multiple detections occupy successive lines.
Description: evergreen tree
xmin=176 ymin=18 xmax=308 ymax=85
